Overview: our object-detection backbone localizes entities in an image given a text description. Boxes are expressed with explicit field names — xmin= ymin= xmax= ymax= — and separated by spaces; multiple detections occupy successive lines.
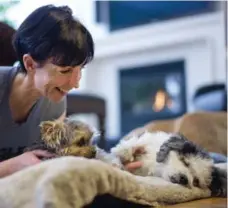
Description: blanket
xmin=0 ymin=157 xmax=225 ymax=208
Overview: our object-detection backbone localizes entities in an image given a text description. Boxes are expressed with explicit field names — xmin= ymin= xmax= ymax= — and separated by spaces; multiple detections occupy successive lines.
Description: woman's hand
xmin=124 ymin=146 xmax=146 ymax=172
xmin=124 ymin=161 xmax=143 ymax=172
xmin=13 ymin=150 xmax=55 ymax=170
xmin=0 ymin=150 xmax=55 ymax=178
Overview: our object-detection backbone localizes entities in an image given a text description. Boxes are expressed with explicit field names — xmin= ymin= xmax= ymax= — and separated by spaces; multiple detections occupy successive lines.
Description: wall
xmin=82 ymin=12 xmax=226 ymax=139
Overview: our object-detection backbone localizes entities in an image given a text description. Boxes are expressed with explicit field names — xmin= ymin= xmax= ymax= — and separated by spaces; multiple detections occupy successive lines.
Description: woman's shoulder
xmin=0 ymin=66 xmax=18 ymax=84
xmin=0 ymin=66 xmax=17 ymax=102
xmin=0 ymin=66 xmax=13 ymax=80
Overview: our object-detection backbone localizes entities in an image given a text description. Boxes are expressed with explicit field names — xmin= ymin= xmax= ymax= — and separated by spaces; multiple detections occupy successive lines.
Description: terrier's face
xmin=40 ymin=118 xmax=97 ymax=158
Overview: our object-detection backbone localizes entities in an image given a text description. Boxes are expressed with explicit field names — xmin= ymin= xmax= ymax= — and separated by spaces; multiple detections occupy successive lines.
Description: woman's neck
xmin=9 ymin=72 xmax=41 ymax=123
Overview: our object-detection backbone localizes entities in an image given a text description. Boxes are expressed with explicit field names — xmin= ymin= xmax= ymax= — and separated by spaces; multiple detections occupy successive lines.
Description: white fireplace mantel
xmin=81 ymin=12 xmax=226 ymax=139
xmin=93 ymin=12 xmax=225 ymax=60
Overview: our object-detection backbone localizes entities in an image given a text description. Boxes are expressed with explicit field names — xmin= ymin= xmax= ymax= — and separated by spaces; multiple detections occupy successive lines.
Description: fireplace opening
xmin=119 ymin=60 xmax=187 ymax=136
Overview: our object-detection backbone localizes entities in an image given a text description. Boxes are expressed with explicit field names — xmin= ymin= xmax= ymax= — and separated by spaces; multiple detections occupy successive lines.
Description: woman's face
xmin=23 ymin=55 xmax=83 ymax=102
xmin=34 ymin=62 xmax=82 ymax=102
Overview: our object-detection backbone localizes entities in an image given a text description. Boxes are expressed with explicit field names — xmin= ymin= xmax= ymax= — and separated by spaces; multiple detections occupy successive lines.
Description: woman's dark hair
xmin=13 ymin=5 xmax=94 ymax=72
xmin=0 ymin=22 xmax=17 ymax=66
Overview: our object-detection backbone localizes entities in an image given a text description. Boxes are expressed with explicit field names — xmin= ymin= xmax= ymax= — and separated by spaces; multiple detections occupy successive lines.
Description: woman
xmin=0 ymin=5 xmax=95 ymax=177
xmin=0 ymin=4 xmax=141 ymax=178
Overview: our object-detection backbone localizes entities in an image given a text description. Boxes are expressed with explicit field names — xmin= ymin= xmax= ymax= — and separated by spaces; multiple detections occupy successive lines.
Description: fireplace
xmin=119 ymin=60 xmax=187 ymax=135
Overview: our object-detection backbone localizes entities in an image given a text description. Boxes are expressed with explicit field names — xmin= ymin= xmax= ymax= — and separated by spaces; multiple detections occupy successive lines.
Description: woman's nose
xmin=69 ymin=69 xmax=81 ymax=88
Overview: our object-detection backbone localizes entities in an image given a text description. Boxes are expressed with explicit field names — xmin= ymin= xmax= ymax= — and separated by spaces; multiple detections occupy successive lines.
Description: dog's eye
xmin=77 ymin=138 xmax=86 ymax=146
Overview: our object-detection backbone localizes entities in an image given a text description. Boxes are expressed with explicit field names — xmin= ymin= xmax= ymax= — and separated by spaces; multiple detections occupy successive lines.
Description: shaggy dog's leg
xmin=95 ymin=147 xmax=123 ymax=169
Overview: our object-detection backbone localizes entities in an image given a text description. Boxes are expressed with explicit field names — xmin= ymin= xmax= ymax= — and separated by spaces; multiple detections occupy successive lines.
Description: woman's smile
xmin=55 ymin=87 xmax=69 ymax=96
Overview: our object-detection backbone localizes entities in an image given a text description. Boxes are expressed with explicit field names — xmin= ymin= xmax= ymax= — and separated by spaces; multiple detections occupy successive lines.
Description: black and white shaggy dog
xmin=99 ymin=131 xmax=227 ymax=197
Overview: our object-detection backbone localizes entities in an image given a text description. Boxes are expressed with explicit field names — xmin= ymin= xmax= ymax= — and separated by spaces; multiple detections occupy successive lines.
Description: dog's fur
xmin=111 ymin=131 xmax=227 ymax=197
xmin=123 ymin=112 xmax=227 ymax=155
xmin=26 ymin=118 xmax=227 ymax=197
xmin=25 ymin=118 xmax=97 ymax=159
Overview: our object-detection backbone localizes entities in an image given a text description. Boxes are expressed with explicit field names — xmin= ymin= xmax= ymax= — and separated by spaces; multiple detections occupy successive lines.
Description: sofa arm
xmin=123 ymin=112 xmax=227 ymax=155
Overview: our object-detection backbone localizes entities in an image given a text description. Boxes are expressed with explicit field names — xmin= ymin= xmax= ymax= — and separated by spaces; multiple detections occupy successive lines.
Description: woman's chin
xmin=48 ymin=93 xmax=66 ymax=103
xmin=45 ymin=87 xmax=67 ymax=102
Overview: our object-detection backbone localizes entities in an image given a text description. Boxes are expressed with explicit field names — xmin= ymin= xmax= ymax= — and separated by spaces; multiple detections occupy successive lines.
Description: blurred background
xmin=1 ymin=0 xmax=227 ymax=148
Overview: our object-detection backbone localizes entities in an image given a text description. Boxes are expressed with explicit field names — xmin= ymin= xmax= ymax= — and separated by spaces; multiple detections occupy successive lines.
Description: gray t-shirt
xmin=0 ymin=66 xmax=66 ymax=160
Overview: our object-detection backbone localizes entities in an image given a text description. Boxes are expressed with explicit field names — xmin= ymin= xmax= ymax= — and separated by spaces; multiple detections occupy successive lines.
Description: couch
xmin=123 ymin=111 xmax=227 ymax=156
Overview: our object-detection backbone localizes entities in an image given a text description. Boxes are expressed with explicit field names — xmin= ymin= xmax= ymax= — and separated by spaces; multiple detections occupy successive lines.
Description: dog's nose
xmin=193 ymin=177 xmax=200 ymax=187
xmin=89 ymin=147 xmax=97 ymax=158
xmin=179 ymin=174 xmax=188 ymax=185
xmin=170 ymin=173 xmax=189 ymax=186
xmin=93 ymin=148 xmax=97 ymax=155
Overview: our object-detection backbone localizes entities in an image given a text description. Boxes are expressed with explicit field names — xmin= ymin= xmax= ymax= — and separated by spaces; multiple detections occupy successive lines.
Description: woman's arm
xmin=0 ymin=157 xmax=18 ymax=178
xmin=0 ymin=150 xmax=55 ymax=178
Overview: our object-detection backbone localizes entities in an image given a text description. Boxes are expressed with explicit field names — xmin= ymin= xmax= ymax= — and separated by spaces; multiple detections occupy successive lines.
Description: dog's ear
xmin=40 ymin=120 xmax=66 ymax=149
xmin=40 ymin=121 xmax=55 ymax=135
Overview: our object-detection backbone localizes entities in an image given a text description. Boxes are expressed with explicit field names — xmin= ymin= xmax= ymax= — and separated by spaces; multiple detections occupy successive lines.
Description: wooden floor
xmin=87 ymin=195 xmax=227 ymax=208
xmin=164 ymin=198 xmax=227 ymax=208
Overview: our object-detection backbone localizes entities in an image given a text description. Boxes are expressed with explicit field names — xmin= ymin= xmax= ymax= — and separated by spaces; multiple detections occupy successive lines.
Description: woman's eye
xmin=60 ymin=69 xmax=71 ymax=74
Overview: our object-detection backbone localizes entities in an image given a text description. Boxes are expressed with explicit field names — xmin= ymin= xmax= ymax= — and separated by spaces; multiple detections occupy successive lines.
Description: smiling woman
xmin=0 ymin=4 xmax=94 ymax=178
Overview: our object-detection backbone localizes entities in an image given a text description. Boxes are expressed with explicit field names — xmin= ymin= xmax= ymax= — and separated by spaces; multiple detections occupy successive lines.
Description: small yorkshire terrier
xmin=26 ymin=118 xmax=97 ymax=159
xmin=26 ymin=118 xmax=226 ymax=197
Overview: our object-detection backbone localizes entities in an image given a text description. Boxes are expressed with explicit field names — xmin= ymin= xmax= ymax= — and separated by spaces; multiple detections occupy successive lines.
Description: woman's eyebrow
xmin=60 ymin=67 xmax=72 ymax=70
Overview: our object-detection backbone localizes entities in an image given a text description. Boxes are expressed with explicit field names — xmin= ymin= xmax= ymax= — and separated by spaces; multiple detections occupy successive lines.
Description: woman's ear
xmin=22 ymin=54 xmax=37 ymax=74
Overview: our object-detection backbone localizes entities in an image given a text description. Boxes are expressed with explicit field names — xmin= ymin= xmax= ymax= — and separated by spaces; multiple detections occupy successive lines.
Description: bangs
xmin=50 ymin=39 xmax=93 ymax=67
xmin=13 ymin=4 xmax=95 ymax=71
xmin=49 ymin=19 xmax=94 ymax=67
